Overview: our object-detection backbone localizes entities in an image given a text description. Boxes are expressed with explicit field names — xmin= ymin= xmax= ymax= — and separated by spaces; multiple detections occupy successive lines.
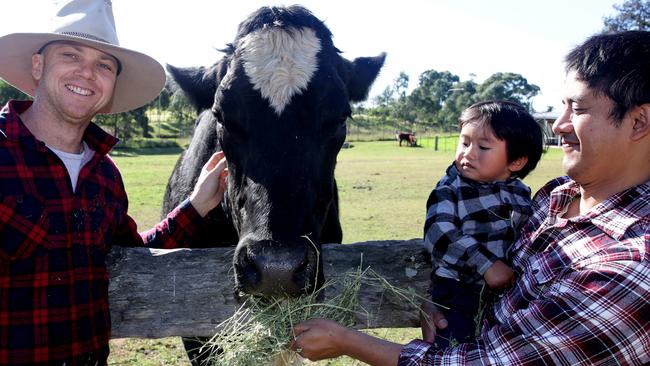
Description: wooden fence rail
xmin=107 ymin=239 xmax=431 ymax=338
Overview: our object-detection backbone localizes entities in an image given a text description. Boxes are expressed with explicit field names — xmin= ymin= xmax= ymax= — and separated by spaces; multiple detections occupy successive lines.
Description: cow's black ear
xmin=346 ymin=53 xmax=386 ymax=102
xmin=166 ymin=63 xmax=221 ymax=112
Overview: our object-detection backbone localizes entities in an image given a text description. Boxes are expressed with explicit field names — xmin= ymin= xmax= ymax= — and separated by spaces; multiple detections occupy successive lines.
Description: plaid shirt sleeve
xmin=114 ymin=198 xmax=204 ymax=249
xmin=108 ymin=164 xmax=205 ymax=249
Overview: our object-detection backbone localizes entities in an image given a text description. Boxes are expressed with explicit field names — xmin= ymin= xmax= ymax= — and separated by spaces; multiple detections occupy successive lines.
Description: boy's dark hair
xmin=459 ymin=100 xmax=543 ymax=179
xmin=565 ymin=31 xmax=650 ymax=125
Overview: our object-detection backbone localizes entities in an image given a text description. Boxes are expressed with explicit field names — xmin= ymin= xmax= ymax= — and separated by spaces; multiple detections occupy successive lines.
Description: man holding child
xmin=291 ymin=30 xmax=650 ymax=366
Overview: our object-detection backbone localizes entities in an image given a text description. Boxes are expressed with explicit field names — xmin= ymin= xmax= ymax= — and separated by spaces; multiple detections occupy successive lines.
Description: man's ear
xmin=508 ymin=156 xmax=528 ymax=173
xmin=31 ymin=53 xmax=44 ymax=81
xmin=630 ymin=103 xmax=650 ymax=142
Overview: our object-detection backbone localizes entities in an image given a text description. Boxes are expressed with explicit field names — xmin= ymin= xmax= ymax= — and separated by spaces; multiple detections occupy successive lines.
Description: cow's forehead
xmin=238 ymin=27 xmax=321 ymax=116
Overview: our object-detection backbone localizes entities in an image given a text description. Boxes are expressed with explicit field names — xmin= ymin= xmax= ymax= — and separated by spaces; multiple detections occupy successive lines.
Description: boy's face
xmin=455 ymin=121 xmax=521 ymax=183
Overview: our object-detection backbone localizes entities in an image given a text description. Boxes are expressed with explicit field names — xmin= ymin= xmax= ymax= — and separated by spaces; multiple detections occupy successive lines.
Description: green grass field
xmin=108 ymin=140 xmax=564 ymax=365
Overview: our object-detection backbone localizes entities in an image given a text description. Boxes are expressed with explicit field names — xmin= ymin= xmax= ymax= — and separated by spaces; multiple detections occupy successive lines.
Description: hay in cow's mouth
xmin=196 ymin=264 xmax=430 ymax=365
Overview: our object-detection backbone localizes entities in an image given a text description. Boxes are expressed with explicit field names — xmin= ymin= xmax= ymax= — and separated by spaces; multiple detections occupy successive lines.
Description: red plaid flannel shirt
xmin=400 ymin=176 xmax=650 ymax=365
xmin=0 ymin=100 xmax=204 ymax=365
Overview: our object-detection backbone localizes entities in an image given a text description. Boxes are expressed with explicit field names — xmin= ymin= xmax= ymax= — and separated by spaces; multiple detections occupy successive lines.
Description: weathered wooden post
xmin=107 ymin=239 xmax=430 ymax=338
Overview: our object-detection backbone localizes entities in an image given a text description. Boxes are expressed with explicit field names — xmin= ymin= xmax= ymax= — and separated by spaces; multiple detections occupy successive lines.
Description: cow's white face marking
xmin=239 ymin=27 xmax=321 ymax=115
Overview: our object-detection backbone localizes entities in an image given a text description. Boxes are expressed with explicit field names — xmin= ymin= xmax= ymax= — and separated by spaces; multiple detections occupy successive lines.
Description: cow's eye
xmin=212 ymin=108 xmax=224 ymax=123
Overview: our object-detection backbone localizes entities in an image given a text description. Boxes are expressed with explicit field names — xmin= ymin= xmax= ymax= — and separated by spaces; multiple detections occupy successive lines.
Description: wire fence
xmin=345 ymin=119 xmax=460 ymax=152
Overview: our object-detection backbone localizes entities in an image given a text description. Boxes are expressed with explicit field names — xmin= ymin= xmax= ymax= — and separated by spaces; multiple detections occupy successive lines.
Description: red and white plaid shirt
xmin=400 ymin=176 xmax=650 ymax=365
xmin=0 ymin=101 xmax=204 ymax=365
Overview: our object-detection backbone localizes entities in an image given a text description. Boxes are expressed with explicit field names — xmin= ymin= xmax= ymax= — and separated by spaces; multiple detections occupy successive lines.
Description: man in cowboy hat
xmin=0 ymin=1 xmax=227 ymax=365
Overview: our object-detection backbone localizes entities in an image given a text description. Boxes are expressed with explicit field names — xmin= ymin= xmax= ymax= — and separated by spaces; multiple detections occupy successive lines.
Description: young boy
xmin=423 ymin=100 xmax=543 ymax=347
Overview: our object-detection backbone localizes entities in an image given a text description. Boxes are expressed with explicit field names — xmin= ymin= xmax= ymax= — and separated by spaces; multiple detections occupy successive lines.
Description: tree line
xmin=364 ymin=70 xmax=540 ymax=133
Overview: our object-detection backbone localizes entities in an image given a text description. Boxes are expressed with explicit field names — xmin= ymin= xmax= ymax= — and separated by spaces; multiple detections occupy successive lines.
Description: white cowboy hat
xmin=0 ymin=0 xmax=165 ymax=114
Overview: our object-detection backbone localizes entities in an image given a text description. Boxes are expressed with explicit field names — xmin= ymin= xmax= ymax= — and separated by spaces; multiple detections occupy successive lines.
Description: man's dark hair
xmin=565 ymin=31 xmax=650 ymax=124
xmin=459 ymin=100 xmax=543 ymax=179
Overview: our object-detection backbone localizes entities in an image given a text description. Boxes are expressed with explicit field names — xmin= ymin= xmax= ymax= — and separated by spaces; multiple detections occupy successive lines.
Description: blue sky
xmin=0 ymin=0 xmax=619 ymax=111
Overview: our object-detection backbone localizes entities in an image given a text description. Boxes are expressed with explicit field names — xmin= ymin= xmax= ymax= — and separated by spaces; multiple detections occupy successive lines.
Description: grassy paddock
xmin=109 ymin=141 xmax=564 ymax=365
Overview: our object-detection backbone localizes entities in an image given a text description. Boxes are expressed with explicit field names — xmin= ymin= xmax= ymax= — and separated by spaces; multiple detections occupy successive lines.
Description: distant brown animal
xmin=396 ymin=132 xmax=417 ymax=146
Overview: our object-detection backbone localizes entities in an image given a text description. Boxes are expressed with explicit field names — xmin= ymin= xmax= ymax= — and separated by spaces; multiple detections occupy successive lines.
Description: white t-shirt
xmin=47 ymin=141 xmax=95 ymax=192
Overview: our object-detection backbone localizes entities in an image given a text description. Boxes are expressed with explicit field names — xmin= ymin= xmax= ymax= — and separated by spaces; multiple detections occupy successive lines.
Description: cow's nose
xmin=234 ymin=239 xmax=319 ymax=297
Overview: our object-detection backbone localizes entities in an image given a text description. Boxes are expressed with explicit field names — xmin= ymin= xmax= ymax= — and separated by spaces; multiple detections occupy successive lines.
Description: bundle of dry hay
xmin=197 ymin=266 xmax=426 ymax=366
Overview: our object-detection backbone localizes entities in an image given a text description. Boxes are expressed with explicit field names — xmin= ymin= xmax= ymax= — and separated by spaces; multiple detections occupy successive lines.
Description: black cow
xmin=162 ymin=5 xmax=384 ymax=364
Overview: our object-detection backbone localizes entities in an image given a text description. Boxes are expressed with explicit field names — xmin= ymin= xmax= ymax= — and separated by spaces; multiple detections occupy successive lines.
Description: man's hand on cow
xmin=189 ymin=151 xmax=228 ymax=217
xmin=420 ymin=299 xmax=448 ymax=343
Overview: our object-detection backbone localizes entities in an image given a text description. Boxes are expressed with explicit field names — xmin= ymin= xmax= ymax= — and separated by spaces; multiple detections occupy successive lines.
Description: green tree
xmin=0 ymin=79 xmax=30 ymax=103
xmin=167 ymin=90 xmax=195 ymax=136
xmin=603 ymin=0 xmax=649 ymax=31
xmin=131 ymin=106 xmax=151 ymax=138
xmin=94 ymin=106 xmax=150 ymax=141
xmin=476 ymin=72 xmax=539 ymax=110
xmin=408 ymin=70 xmax=460 ymax=124
xmin=393 ymin=72 xmax=409 ymax=99
xmin=438 ymin=80 xmax=478 ymax=130
xmin=391 ymin=72 xmax=416 ymax=123
xmin=373 ymin=86 xmax=394 ymax=107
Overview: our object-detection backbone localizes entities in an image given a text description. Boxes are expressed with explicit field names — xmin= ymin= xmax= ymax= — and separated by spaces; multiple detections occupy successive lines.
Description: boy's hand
xmin=483 ymin=260 xmax=515 ymax=289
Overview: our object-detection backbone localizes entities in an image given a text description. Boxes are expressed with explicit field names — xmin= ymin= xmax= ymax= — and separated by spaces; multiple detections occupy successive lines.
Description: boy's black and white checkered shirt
xmin=423 ymin=163 xmax=533 ymax=284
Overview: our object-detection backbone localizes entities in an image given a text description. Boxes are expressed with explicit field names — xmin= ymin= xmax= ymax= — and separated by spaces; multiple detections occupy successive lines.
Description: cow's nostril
xmin=292 ymin=255 xmax=310 ymax=290
xmin=238 ymin=248 xmax=261 ymax=290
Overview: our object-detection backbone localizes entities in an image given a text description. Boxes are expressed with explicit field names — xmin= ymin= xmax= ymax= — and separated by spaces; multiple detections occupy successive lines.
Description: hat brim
xmin=0 ymin=33 xmax=166 ymax=114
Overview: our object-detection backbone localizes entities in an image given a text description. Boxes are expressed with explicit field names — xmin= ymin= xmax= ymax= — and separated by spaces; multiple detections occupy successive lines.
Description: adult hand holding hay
xmin=290 ymin=318 xmax=403 ymax=365
xmin=288 ymin=299 xmax=450 ymax=365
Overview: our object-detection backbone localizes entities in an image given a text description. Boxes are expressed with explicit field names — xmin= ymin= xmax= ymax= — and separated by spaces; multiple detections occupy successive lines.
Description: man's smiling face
xmin=553 ymin=70 xmax=629 ymax=185
xmin=31 ymin=41 xmax=118 ymax=123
